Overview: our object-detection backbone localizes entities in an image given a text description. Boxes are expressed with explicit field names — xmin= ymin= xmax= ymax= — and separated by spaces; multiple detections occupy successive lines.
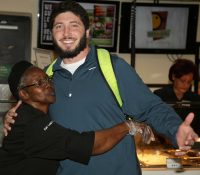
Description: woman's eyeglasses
xmin=18 ymin=77 xmax=53 ymax=90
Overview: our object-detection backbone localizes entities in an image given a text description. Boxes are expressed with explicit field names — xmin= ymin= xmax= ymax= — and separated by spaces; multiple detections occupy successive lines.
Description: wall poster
xmin=38 ymin=0 xmax=119 ymax=52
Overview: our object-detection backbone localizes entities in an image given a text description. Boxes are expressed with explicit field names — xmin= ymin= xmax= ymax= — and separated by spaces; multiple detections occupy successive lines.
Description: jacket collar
xmin=53 ymin=45 xmax=97 ymax=72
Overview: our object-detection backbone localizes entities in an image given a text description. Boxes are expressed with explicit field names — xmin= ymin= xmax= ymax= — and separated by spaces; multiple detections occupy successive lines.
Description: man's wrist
xmin=125 ymin=120 xmax=137 ymax=136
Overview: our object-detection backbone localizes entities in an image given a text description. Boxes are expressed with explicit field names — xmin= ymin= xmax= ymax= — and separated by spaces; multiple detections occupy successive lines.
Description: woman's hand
xmin=3 ymin=100 xmax=22 ymax=136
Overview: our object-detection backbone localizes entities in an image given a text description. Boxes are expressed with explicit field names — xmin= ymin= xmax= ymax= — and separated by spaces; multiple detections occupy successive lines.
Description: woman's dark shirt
xmin=154 ymin=84 xmax=200 ymax=102
xmin=0 ymin=103 xmax=94 ymax=175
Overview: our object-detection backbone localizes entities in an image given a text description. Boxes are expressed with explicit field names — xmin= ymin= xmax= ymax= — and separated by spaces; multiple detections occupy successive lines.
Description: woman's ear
xmin=18 ymin=89 xmax=29 ymax=101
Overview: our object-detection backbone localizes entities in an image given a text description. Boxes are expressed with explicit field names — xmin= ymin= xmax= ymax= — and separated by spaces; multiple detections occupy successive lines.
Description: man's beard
xmin=53 ymin=32 xmax=87 ymax=59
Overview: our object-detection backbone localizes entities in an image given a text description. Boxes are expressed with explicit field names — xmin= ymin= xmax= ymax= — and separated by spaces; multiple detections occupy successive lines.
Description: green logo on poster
xmin=0 ymin=65 xmax=12 ymax=79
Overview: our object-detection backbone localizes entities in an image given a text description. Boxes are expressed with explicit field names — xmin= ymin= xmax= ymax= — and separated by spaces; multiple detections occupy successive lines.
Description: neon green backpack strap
xmin=97 ymin=48 xmax=123 ymax=107
xmin=45 ymin=48 xmax=123 ymax=107
xmin=46 ymin=59 xmax=57 ymax=77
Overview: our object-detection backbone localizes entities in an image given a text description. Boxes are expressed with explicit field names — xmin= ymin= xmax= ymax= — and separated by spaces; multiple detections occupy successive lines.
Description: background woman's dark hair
xmin=49 ymin=0 xmax=89 ymax=31
xmin=168 ymin=58 xmax=197 ymax=82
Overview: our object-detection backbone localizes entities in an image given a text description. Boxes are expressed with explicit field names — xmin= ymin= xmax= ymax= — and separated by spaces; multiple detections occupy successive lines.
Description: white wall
xmin=0 ymin=0 xmax=199 ymax=85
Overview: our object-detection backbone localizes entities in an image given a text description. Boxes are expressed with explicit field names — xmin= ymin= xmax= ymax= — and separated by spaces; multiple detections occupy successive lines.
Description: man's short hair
xmin=49 ymin=0 xmax=89 ymax=31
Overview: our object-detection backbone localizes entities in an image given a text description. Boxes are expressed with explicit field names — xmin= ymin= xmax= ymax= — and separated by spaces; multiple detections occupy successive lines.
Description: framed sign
xmin=0 ymin=14 xmax=31 ymax=84
xmin=38 ymin=0 xmax=119 ymax=52
xmin=34 ymin=48 xmax=54 ymax=69
xmin=119 ymin=2 xmax=198 ymax=54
